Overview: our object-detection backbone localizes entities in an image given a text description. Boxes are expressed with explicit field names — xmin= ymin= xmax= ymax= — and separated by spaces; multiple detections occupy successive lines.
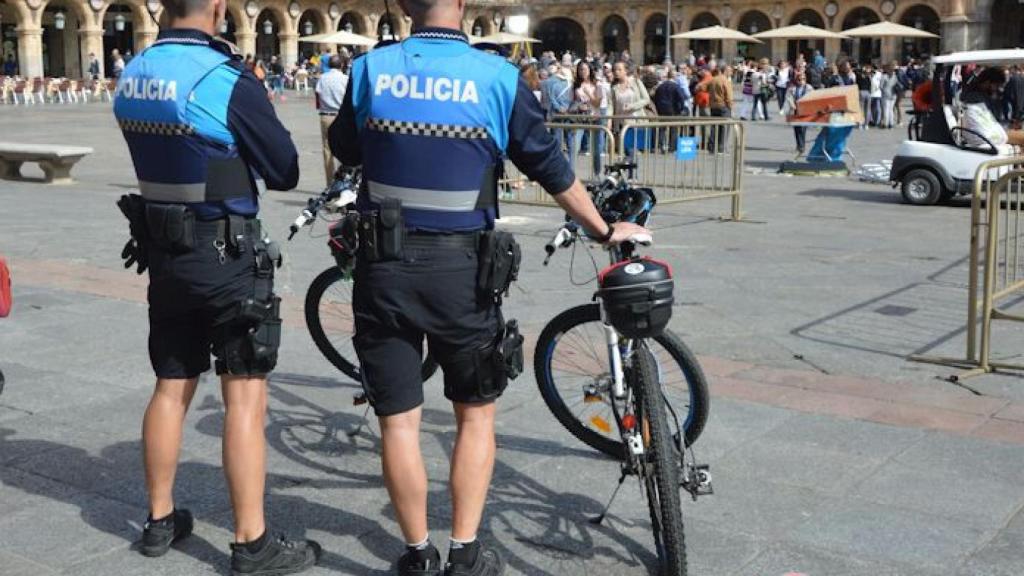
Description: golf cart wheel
xmin=901 ymin=169 xmax=944 ymax=206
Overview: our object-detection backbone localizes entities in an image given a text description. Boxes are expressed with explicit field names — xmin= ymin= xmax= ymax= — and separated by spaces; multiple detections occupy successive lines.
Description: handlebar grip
xmin=288 ymin=226 xmax=298 ymax=241
xmin=628 ymin=233 xmax=653 ymax=246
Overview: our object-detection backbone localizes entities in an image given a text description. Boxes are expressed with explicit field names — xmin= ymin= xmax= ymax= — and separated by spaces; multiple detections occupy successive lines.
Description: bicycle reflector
xmin=597 ymin=257 xmax=674 ymax=339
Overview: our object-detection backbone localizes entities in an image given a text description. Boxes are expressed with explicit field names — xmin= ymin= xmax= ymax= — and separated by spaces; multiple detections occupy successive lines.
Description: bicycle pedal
xmin=681 ymin=464 xmax=713 ymax=498
xmin=353 ymin=392 xmax=368 ymax=406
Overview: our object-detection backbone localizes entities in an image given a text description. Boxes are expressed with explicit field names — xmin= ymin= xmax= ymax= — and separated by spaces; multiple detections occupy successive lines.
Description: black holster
xmin=477 ymin=230 xmax=521 ymax=304
xmin=359 ymin=197 xmax=405 ymax=262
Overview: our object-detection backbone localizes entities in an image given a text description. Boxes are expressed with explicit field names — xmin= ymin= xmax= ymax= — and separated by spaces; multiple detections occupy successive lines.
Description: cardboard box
xmin=788 ymin=86 xmax=863 ymax=125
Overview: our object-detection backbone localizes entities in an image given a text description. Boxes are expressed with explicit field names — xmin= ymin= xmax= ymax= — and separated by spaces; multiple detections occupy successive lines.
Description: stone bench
xmin=0 ymin=142 xmax=94 ymax=185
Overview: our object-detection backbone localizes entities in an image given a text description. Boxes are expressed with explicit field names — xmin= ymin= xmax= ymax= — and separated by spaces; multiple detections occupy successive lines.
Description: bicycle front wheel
xmin=305 ymin=267 xmax=438 ymax=382
xmin=635 ymin=344 xmax=688 ymax=576
xmin=534 ymin=303 xmax=709 ymax=459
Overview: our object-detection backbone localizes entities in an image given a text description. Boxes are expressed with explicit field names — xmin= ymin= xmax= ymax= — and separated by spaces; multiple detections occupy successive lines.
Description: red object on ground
xmin=0 ymin=257 xmax=11 ymax=318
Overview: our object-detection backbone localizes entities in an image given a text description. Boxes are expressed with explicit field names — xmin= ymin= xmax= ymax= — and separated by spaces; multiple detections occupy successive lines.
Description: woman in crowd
xmin=751 ymin=59 xmax=770 ymax=121
xmin=880 ymin=63 xmax=903 ymax=129
xmin=571 ymin=61 xmax=605 ymax=176
xmin=520 ymin=64 xmax=542 ymax=103
xmin=783 ymin=72 xmax=813 ymax=155
xmin=611 ymin=61 xmax=652 ymax=163
xmin=855 ymin=63 xmax=873 ymax=129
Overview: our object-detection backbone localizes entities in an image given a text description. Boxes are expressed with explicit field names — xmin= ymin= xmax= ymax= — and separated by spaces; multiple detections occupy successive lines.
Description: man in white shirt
xmin=963 ymin=66 xmax=1024 ymax=149
xmin=774 ymin=61 xmax=791 ymax=114
xmin=315 ymin=55 xmax=348 ymax=185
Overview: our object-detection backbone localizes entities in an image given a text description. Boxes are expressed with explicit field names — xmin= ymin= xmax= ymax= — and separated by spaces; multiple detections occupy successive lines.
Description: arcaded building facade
xmin=0 ymin=0 xmax=1022 ymax=79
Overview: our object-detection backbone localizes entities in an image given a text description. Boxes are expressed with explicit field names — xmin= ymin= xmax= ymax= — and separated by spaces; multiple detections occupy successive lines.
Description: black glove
xmin=121 ymin=238 xmax=148 ymax=274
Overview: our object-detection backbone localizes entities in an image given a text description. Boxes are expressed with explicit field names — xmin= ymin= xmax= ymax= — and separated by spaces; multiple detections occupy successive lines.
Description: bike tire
xmin=305 ymin=266 xmax=439 ymax=382
xmin=635 ymin=344 xmax=688 ymax=576
xmin=534 ymin=303 xmax=709 ymax=459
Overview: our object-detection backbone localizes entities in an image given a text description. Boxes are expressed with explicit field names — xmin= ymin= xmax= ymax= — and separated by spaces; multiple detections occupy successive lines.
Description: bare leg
xmin=380 ymin=407 xmax=429 ymax=544
xmin=450 ymin=402 xmax=496 ymax=541
xmin=222 ymin=375 xmax=268 ymax=542
xmin=143 ymin=378 xmax=199 ymax=520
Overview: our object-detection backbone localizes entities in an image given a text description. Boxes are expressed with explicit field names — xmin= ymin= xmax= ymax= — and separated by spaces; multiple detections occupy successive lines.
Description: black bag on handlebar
xmin=328 ymin=212 xmax=360 ymax=269
xmin=597 ymin=257 xmax=674 ymax=339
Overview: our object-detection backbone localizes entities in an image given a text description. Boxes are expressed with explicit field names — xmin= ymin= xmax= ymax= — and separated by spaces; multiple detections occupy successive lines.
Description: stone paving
xmin=1 ymin=95 xmax=1023 ymax=576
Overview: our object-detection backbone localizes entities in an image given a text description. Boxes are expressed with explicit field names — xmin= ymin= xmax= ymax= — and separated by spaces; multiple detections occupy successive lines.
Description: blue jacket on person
xmin=329 ymin=27 xmax=575 ymax=233
xmin=540 ymin=74 xmax=573 ymax=118
xmin=113 ymin=28 xmax=299 ymax=221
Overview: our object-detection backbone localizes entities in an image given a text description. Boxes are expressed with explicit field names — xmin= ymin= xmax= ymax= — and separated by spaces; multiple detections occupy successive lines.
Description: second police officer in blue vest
xmin=330 ymin=1 xmax=651 ymax=574
xmin=113 ymin=0 xmax=320 ymax=574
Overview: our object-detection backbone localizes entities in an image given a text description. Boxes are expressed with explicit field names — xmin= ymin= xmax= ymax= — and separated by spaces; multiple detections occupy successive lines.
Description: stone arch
xmin=258 ymin=3 xmax=291 ymax=35
xmin=601 ymin=14 xmax=629 ymax=55
xmin=896 ymin=4 xmax=940 ymax=59
xmin=0 ymin=0 xmax=27 ymax=73
xmin=470 ymin=16 xmax=493 ymax=37
xmin=689 ymin=11 xmax=721 ymax=58
xmin=298 ymin=8 xmax=327 ymax=37
xmin=787 ymin=8 xmax=827 ymax=63
xmin=737 ymin=10 xmax=771 ymax=60
xmin=643 ymin=13 xmax=673 ymax=64
xmin=38 ymin=0 xmax=90 ymax=77
xmin=220 ymin=3 xmax=244 ymax=44
xmin=534 ymin=16 xmax=586 ymax=58
xmin=97 ymin=0 xmax=150 ymax=33
xmin=987 ymin=0 xmax=1024 ymax=48
xmin=376 ymin=12 xmax=400 ymax=39
xmin=788 ymin=7 xmax=825 ymax=28
xmin=38 ymin=0 xmax=90 ymax=28
xmin=839 ymin=6 xmax=881 ymax=63
xmin=255 ymin=7 xmax=283 ymax=60
xmin=337 ymin=11 xmax=368 ymax=35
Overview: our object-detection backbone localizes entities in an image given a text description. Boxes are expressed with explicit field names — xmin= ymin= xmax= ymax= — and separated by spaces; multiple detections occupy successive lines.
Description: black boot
xmin=398 ymin=542 xmax=442 ymax=576
xmin=229 ymin=531 xmax=321 ymax=576
xmin=140 ymin=508 xmax=193 ymax=557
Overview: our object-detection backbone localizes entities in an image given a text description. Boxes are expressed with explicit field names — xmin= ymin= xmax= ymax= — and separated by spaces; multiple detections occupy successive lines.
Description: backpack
xmin=0 ymin=257 xmax=11 ymax=318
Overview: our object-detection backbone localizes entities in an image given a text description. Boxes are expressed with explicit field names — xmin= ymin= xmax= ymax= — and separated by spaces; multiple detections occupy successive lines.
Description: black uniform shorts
xmin=147 ymin=226 xmax=272 ymax=379
xmin=352 ymin=239 xmax=502 ymax=416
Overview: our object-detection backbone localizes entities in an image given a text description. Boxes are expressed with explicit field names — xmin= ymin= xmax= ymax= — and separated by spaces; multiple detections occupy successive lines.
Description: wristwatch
xmin=597 ymin=224 xmax=615 ymax=244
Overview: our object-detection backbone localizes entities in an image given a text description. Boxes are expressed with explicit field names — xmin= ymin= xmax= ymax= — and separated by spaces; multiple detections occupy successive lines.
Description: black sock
xmin=244 ymin=530 xmax=269 ymax=554
xmin=448 ymin=540 xmax=480 ymax=566
xmin=149 ymin=510 xmax=174 ymax=524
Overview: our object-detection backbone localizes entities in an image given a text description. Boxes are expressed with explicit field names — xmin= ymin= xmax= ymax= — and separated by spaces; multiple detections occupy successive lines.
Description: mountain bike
xmin=287 ymin=169 xmax=438 ymax=382
xmin=535 ymin=163 xmax=712 ymax=575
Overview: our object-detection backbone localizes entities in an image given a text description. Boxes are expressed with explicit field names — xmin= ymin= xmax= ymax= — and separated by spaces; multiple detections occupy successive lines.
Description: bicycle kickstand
xmin=589 ymin=470 xmax=628 ymax=526
xmin=346 ymin=393 xmax=373 ymax=439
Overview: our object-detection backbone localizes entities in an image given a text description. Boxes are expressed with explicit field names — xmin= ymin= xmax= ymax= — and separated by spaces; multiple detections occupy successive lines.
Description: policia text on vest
xmin=111 ymin=14 xmax=320 ymax=574
xmin=327 ymin=5 xmax=651 ymax=572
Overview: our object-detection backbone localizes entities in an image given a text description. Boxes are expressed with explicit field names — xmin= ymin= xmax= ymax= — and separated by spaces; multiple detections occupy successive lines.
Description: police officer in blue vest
xmin=113 ymin=0 xmax=320 ymax=573
xmin=330 ymin=1 xmax=650 ymax=574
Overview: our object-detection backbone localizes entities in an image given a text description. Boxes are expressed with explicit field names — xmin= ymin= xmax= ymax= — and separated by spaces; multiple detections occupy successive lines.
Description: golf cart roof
xmin=933 ymin=49 xmax=1024 ymax=65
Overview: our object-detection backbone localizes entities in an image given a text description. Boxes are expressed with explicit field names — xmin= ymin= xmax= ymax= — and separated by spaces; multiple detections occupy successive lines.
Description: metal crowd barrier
xmin=912 ymin=155 xmax=1024 ymax=377
xmin=499 ymin=114 xmax=745 ymax=220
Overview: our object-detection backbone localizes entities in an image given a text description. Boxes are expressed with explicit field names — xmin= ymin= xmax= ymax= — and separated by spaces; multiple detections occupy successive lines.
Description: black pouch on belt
xmin=144 ymin=203 xmax=196 ymax=253
xmin=477 ymin=230 xmax=522 ymax=303
xmin=377 ymin=197 xmax=404 ymax=260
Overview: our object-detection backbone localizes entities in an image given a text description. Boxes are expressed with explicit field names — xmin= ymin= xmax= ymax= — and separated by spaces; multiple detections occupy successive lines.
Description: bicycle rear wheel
xmin=305 ymin=267 xmax=438 ymax=382
xmin=634 ymin=344 xmax=688 ymax=576
xmin=534 ymin=303 xmax=709 ymax=459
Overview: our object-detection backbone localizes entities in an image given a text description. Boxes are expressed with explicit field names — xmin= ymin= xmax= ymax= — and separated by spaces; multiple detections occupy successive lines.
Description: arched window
xmin=689 ymin=12 xmax=721 ymax=59
xmin=841 ymin=7 xmax=881 ymax=64
xmin=899 ymin=5 xmax=940 ymax=61
xmin=788 ymin=9 xmax=826 ymax=63
xmin=535 ymin=18 xmax=586 ymax=59
xmin=601 ymin=15 xmax=629 ymax=55
xmin=255 ymin=9 xmax=281 ymax=62
xmin=644 ymin=13 xmax=674 ymax=64
xmin=736 ymin=11 xmax=771 ymax=60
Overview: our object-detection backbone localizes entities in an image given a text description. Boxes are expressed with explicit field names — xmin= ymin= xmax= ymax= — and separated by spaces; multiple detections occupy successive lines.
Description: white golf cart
xmin=890 ymin=49 xmax=1024 ymax=205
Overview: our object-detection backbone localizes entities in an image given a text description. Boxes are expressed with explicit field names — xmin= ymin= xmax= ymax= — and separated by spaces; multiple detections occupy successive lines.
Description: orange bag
xmin=0 ymin=257 xmax=11 ymax=318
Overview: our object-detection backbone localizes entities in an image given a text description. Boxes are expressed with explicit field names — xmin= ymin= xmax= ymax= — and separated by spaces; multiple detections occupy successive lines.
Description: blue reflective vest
xmin=351 ymin=33 xmax=519 ymax=231
xmin=113 ymin=36 xmax=262 ymax=220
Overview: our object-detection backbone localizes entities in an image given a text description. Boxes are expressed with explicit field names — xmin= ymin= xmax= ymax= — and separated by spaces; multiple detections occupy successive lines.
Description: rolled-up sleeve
xmin=506 ymin=78 xmax=576 ymax=195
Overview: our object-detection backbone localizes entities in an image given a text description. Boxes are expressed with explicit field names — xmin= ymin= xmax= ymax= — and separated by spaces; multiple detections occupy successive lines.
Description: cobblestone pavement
xmin=1 ymin=96 xmax=1023 ymax=576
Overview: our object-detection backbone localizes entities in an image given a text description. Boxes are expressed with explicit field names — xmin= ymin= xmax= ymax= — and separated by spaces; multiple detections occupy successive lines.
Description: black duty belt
xmin=195 ymin=216 xmax=260 ymax=241
xmin=405 ymin=231 xmax=480 ymax=250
